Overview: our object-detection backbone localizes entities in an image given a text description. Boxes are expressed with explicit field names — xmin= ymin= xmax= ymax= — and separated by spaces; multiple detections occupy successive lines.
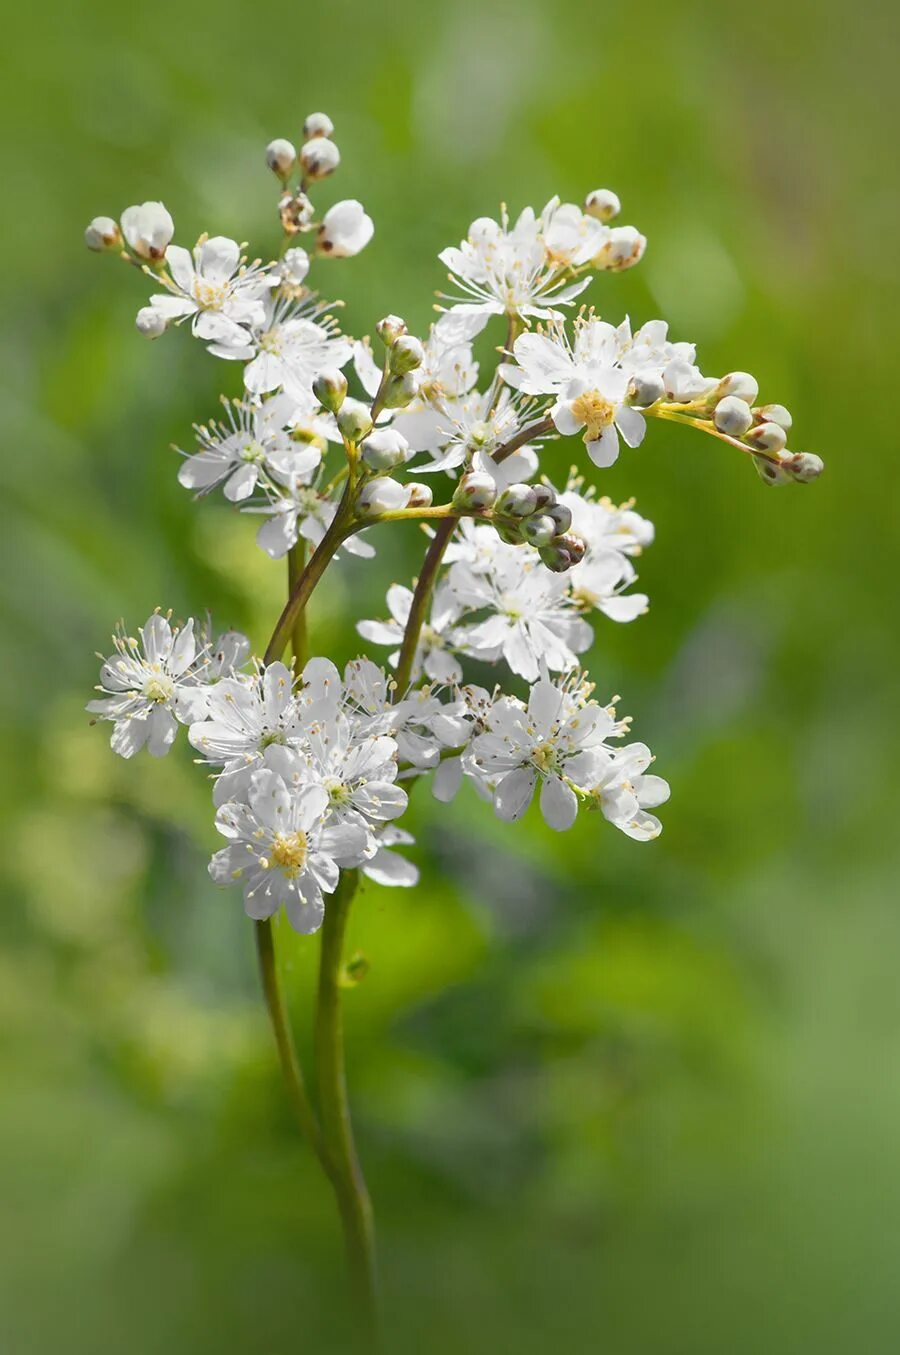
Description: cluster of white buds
xmin=83 ymin=114 xmax=824 ymax=937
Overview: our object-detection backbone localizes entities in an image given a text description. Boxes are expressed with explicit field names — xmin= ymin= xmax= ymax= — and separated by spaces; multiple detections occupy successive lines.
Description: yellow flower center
xmin=570 ymin=389 xmax=615 ymax=442
xmin=143 ymin=674 xmax=174 ymax=703
xmin=192 ymin=278 xmax=231 ymax=310
xmin=531 ymin=741 xmax=558 ymax=773
xmin=269 ymin=831 xmax=308 ymax=874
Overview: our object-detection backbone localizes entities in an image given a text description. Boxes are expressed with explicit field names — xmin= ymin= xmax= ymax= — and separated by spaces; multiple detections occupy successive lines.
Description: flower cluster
xmin=85 ymin=113 xmax=823 ymax=933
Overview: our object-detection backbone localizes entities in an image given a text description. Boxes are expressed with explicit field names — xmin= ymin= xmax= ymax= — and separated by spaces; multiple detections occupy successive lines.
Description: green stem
xmin=393 ymin=517 xmax=456 ymax=691
xmin=315 ymin=869 xmax=379 ymax=1347
xmin=255 ymin=917 xmax=328 ymax=1169
xmin=287 ymin=540 xmax=309 ymax=668
xmin=265 ymin=482 xmax=355 ymax=664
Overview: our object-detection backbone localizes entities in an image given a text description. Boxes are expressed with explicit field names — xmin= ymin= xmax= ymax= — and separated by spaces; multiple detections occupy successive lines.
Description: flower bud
xmin=755 ymin=458 xmax=791 ymax=487
xmin=628 ymin=371 xmax=665 ymax=407
xmin=266 ymin=138 xmax=297 ymax=179
xmin=376 ymin=315 xmax=407 ymax=346
xmin=135 ymin=306 xmax=166 ymax=339
xmin=784 ymin=451 xmax=824 ymax=483
xmin=594 ymin=225 xmax=646 ymax=271
xmin=745 ymin=421 xmax=788 ymax=454
xmin=584 ymin=188 xmax=621 ymax=222
xmin=85 ymin=216 xmax=121 ymax=251
xmin=716 ymin=371 xmax=759 ymax=404
xmin=529 ymin=483 xmax=557 ymax=512
xmin=558 ymin=532 xmax=587 ymax=565
xmin=120 ymin=201 xmax=174 ymax=261
xmin=546 ymin=502 xmax=573 ymax=534
xmin=520 ymin=514 xmax=558 ymax=547
xmin=300 ymin=137 xmax=340 ymax=180
xmin=360 ymin=427 xmax=410 ymax=471
xmin=453 ymin=471 xmax=497 ymax=511
xmin=405 ymin=482 xmax=433 ymax=509
xmin=318 ymin=199 xmax=374 ymax=257
xmin=389 ymin=334 xmax=425 ymax=374
xmin=357 ymin=477 xmax=407 ymax=515
xmin=337 ymin=398 xmax=373 ymax=443
xmin=496 ymin=483 xmax=539 ymax=519
xmin=313 ymin=367 xmax=348 ymax=412
xmin=539 ymin=542 xmax=574 ymax=573
xmin=663 ymin=359 xmax=718 ymax=403
xmin=713 ymin=396 xmax=754 ymax=437
xmin=382 ymin=372 xmax=420 ymax=409
xmin=303 ymin=111 xmax=334 ymax=140
xmin=756 ymin=403 xmax=792 ymax=431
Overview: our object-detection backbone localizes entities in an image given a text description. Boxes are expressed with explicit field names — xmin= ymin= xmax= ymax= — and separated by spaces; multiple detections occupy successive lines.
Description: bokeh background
xmin=2 ymin=1 xmax=899 ymax=1351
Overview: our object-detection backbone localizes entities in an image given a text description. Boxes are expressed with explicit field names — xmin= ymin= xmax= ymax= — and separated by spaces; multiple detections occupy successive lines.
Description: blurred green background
xmin=2 ymin=1 xmax=899 ymax=1351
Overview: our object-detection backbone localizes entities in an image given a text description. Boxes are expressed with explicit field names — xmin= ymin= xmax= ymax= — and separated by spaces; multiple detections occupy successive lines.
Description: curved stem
xmin=265 ymin=482 xmax=355 ymax=664
xmin=315 ymin=869 xmax=379 ymax=1347
xmin=393 ymin=517 xmax=456 ymax=692
xmin=287 ymin=541 xmax=308 ymax=668
xmin=647 ymin=404 xmax=782 ymax=467
xmin=255 ymin=917 xmax=329 ymax=1169
xmin=492 ymin=413 xmax=554 ymax=464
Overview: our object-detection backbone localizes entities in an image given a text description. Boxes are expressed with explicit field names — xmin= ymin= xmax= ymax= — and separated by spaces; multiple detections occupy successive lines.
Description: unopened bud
xmin=584 ymin=188 xmax=621 ymax=222
xmin=300 ymin=138 xmax=340 ymax=180
xmin=756 ymin=403 xmax=792 ymax=431
xmin=745 ymin=421 xmax=788 ymax=454
xmin=784 ymin=451 xmax=824 ymax=483
xmin=318 ymin=199 xmax=373 ymax=257
xmin=357 ymin=477 xmax=407 ymax=515
xmin=539 ymin=542 xmax=574 ymax=573
xmin=558 ymin=532 xmax=586 ymax=565
xmin=360 ymin=427 xmax=410 ymax=471
xmin=546 ymin=502 xmax=573 ymax=535
xmin=521 ymin=514 xmax=558 ymax=547
xmin=120 ymin=201 xmax=174 ymax=261
xmin=135 ymin=306 xmax=167 ymax=339
xmin=376 ymin=315 xmax=407 ymax=346
xmin=713 ymin=396 xmax=754 ymax=437
xmin=716 ymin=371 xmax=759 ymax=404
xmin=382 ymin=372 xmax=420 ymax=409
xmin=337 ymin=398 xmax=373 ymax=443
xmin=405 ymin=482 xmax=433 ymax=509
xmin=496 ymin=483 xmax=539 ymax=519
xmin=389 ymin=335 xmax=425 ymax=375
xmin=594 ymin=225 xmax=646 ymax=272
xmin=453 ymin=471 xmax=497 ymax=511
xmin=85 ymin=216 xmax=121 ymax=251
xmin=313 ymin=367 xmax=348 ymax=412
xmin=529 ymin=483 xmax=557 ymax=512
xmin=303 ymin=111 xmax=335 ymax=140
xmin=266 ymin=138 xmax=297 ymax=178
xmin=628 ymin=371 xmax=665 ymax=407
xmin=755 ymin=458 xmax=792 ymax=487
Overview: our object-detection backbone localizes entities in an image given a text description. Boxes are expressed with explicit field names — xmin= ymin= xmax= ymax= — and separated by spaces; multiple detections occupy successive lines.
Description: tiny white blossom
xmin=121 ymin=201 xmax=174 ymax=260
xmin=209 ymin=770 xmax=367 ymax=932
xmin=177 ymin=394 xmax=320 ymax=502
xmin=147 ymin=236 xmax=272 ymax=347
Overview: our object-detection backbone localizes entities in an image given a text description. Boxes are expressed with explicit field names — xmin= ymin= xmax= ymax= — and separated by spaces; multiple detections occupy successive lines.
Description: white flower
xmin=586 ymin=742 xmax=670 ymax=840
xmin=189 ymin=660 xmax=305 ymax=803
xmin=296 ymin=712 xmax=407 ymax=831
xmin=438 ymin=205 xmax=591 ymax=340
xmin=540 ymin=197 xmax=609 ymax=268
xmin=358 ymin=581 xmax=463 ymax=683
xmin=470 ymin=674 xmax=624 ymax=830
xmin=87 ymin=613 xmax=210 ymax=758
xmin=502 ymin=318 xmax=649 ymax=469
xmin=450 ymin=542 xmax=592 ymax=681
xmin=121 ymin=201 xmax=174 ymax=260
xmin=318 ymin=200 xmax=374 ymax=257
xmin=207 ymin=294 xmax=352 ymax=404
xmin=209 ymin=769 xmax=367 ymax=933
xmin=177 ymin=394 xmax=320 ymax=502
xmin=559 ymin=488 xmax=653 ymax=622
xmin=412 ymin=388 xmax=536 ymax=477
xmin=252 ymin=468 xmax=374 ymax=561
xmin=361 ymin=825 xmax=419 ymax=887
xmin=147 ymin=235 xmax=271 ymax=346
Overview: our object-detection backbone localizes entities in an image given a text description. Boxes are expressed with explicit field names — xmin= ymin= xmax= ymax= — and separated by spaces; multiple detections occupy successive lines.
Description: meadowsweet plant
xmin=84 ymin=113 xmax=823 ymax=1346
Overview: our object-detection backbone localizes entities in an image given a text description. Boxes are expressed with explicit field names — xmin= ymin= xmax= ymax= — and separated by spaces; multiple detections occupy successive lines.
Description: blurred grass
xmin=2 ymin=0 xmax=899 ymax=1351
